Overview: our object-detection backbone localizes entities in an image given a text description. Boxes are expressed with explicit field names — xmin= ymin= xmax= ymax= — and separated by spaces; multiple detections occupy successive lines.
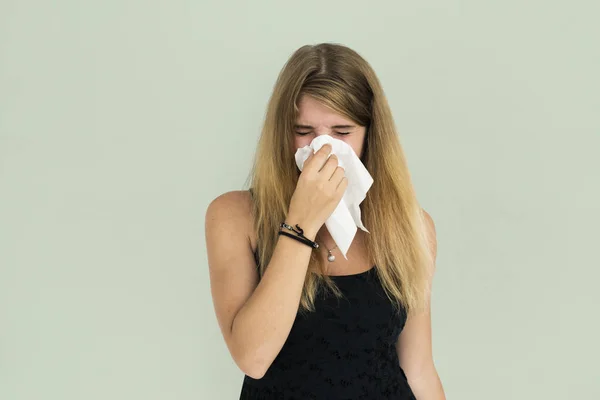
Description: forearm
xmin=231 ymin=227 xmax=316 ymax=378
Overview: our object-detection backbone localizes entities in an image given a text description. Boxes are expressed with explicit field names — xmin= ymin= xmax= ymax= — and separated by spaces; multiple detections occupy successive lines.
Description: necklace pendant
xmin=327 ymin=252 xmax=336 ymax=262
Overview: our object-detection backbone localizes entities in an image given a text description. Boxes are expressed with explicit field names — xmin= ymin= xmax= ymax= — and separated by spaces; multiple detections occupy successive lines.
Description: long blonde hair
xmin=246 ymin=43 xmax=432 ymax=316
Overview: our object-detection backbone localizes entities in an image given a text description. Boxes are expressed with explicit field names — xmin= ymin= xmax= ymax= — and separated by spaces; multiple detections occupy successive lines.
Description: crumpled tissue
xmin=294 ymin=135 xmax=374 ymax=259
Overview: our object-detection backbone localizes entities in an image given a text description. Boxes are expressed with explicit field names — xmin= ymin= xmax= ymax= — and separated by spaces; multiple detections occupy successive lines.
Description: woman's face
xmin=293 ymin=94 xmax=367 ymax=158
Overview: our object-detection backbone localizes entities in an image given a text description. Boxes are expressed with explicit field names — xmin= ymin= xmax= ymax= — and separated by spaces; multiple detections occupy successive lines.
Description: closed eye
xmin=295 ymin=132 xmax=350 ymax=136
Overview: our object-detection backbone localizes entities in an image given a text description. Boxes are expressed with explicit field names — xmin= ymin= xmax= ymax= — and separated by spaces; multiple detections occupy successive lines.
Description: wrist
xmin=278 ymin=230 xmax=319 ymax=249
xmin=283 ymin=214 xmax=318 ymax=241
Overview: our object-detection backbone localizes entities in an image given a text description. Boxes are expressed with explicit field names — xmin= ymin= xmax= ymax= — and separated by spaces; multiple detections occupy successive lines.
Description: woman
xmin=205 ymin=43 xmax=446 ymax=399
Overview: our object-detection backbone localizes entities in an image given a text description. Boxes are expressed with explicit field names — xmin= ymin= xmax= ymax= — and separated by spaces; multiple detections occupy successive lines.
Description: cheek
xmin=345 ymin=137 xmax=363 ymax=156
xmin=351 ymin=130 xmax=367 ymax=157
xmin=294 ymin=136 xmax=312 ymax=151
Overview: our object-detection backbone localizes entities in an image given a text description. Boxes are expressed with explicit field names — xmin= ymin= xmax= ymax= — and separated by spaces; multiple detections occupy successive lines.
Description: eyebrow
xmin=294 ymin=124 xmax=356 ymax=129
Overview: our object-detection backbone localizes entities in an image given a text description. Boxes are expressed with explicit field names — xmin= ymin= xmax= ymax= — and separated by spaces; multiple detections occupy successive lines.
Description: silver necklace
xmin=319 ymin=241 xmax=338 ymax=262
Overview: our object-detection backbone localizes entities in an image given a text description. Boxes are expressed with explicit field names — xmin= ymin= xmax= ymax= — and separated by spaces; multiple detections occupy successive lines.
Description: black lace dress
xmin=239 ymin=261 xmax=416 ymax=399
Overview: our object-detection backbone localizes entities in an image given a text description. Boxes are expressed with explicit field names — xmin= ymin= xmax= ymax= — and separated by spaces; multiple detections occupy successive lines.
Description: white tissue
xmin=294 ymin=135 xmax=374 ymax=259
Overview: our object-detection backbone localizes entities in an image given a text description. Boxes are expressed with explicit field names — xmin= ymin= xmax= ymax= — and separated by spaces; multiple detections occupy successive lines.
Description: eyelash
xmin=295 ymin=132 xmax=350 ymax=136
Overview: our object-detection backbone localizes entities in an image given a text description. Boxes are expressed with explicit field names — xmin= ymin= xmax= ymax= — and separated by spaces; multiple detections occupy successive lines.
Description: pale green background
xmin=1 ymin=1 xmax=598 ymax=399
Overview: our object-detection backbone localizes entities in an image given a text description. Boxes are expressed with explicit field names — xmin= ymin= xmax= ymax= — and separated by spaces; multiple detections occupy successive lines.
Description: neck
xmin=317 ymin=227 xmax=364 ymax=249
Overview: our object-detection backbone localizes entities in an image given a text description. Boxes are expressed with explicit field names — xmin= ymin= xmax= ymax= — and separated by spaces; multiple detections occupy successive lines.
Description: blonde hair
xmin=246 ymin=43 xmax=432 ymax=316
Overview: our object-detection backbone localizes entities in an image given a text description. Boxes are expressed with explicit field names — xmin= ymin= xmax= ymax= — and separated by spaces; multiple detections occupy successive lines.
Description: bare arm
xmin=397 ymin=209 xmax=446 ymax=399
xmin=206 ymin=144 xmax=346 ymax=379
xmin=205 ymin=191 xmax=316 ymax=379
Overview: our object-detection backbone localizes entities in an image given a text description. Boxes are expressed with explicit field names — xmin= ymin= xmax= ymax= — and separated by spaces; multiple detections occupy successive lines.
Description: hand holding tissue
xmin=294 ymin=135 xmax=374 ymax=259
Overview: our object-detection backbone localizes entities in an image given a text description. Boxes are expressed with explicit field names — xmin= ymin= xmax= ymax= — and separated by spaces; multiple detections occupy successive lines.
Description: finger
xmin=303 ymin=150 xmax=314 ymax=166
xmin=329 ymin=165 xmax=346 ymax=184
xmin=319 ymin=154 xmax=339 ymax=177
xmin=336 ymin=176 xmax=349 ymax=192
xmin=305 ymin=144 xmax=332 ymax=173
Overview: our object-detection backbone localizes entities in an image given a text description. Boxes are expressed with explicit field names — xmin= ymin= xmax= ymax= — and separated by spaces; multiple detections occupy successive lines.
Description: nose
xmin=314 ymin=130 xmax=332 ymax=137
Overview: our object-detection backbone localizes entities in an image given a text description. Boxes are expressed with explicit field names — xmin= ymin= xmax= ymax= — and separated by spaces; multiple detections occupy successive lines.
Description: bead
xmin=327 ymin=253 xmax=336 ymax=262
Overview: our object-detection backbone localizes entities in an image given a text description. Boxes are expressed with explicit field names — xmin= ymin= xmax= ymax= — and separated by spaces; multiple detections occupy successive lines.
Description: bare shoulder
xmin=205 ymin=190 xmax=253 ymax=221
xmin=205 ymin=190 xmax=259 ymax=350
xmin=205 ymin=189 xmax=258 ymax=259
xmin=206 ymin=189 xmax=254 ymax=242
xmin=421 ymin=209 xmax=436 ymax=239
xmin=421 ymin=208 xmax=438 ymax=264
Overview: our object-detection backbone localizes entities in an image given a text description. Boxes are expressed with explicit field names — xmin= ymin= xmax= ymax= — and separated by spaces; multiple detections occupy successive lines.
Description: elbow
xmin=243 ymin=364 xmax=268 ymax=380
xmin=228 ymin=318 xmax=274 ymax=379
xmin=232 ymin=345 xmax=271 ymax=379
xmin=404 ymin=362 xmax=444 ymax=398
xmin=236 ymin=354 xmax=270 ymax=379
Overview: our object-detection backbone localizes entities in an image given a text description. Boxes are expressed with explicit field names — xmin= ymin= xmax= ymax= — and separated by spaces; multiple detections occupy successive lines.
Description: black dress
xmin=239 ymin=261 xmax=416 ymax=399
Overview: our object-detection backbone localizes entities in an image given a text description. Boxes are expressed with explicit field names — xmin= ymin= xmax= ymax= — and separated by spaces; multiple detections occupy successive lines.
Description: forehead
xmin=296 ymin=95 xmax=354 ymax=126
